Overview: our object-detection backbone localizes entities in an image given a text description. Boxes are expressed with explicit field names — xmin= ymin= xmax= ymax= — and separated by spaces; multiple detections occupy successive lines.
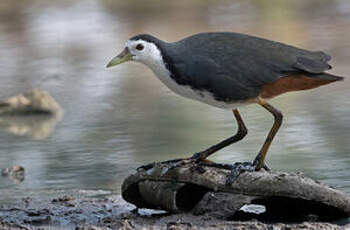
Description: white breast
xmin=136 ymin=42 xmax=242 ymax=109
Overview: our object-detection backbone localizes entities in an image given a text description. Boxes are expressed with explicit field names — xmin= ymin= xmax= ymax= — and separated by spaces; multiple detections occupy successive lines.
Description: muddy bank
xmin=0 ymin=194 xmax=349 ymax=230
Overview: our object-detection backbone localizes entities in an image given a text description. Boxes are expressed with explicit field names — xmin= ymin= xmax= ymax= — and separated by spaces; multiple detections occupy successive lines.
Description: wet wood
xmin=122 ymin=162 xmax=350 ymax=221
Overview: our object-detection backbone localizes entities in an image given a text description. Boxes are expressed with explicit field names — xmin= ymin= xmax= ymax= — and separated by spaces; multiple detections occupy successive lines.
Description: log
xmin=122 ymin=161 xmax=350 ymax=221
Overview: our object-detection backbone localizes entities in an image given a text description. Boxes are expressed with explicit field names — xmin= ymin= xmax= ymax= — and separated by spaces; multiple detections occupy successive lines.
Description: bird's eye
xmin=136 ymin=44 xmax=144 ymax=51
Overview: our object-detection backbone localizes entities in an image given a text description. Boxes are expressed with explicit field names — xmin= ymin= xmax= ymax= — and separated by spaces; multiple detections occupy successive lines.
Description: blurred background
xmin=0 ymin=0 xmax=349 ymax=205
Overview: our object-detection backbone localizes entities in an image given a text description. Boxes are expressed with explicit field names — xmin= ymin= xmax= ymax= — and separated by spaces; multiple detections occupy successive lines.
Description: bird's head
xmin=106 ymin=34 xmax=164 ymax=68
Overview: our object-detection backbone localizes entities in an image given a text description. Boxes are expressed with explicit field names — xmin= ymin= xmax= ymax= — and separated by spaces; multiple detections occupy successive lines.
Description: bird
xmin=106 ymin=32 xmax=344 ymax=171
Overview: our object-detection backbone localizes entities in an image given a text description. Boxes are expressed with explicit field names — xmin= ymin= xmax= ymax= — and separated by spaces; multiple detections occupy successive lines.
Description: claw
xmin=190 ymin=152 xmax=202 ymax=161
xmin=225 ymin=162 xmax=270 ymax=186
xmin=137 ymin=162 xmax=156 ymax=171
xmin=137 ymin=157 xmax=198 ymax=173
xmin=262 ymin=164 xmax=270 ymax=171
xmin=166 ymin=158 xmax=197 ymax=171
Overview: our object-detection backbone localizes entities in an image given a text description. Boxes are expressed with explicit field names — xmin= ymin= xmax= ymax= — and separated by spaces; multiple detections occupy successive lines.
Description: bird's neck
xmin=138 ymin=44 xmax=172 ymax=80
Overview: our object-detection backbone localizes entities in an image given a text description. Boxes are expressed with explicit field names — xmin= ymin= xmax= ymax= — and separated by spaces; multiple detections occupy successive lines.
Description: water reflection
xmin=0 ymin=0 xmax=349 ymax=208
xmin=0 ymin=113 xmax=62 ymax=140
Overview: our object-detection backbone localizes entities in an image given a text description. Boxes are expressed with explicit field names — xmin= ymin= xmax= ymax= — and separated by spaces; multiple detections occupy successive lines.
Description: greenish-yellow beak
xmin=106 ymin=47 xmax=133 ymax=68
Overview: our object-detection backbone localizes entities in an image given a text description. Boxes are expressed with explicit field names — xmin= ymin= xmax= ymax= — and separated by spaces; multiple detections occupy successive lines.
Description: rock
xmin=52 ymin=195 xmax=76 ymax=207
xmin=0 ymin=89 xmax=63 ymax=139
xmin=52 ymin=195 xmax=75 ymax=203
xmin=1 ymin=165 xmax=24 ymax=176
xmin=1 ymin=165 xmax=25 ymax=184
xmin=122 ymin=161 xmax=350 ymax=222
xmin=0 ymin=89 xmax=61 ymax=115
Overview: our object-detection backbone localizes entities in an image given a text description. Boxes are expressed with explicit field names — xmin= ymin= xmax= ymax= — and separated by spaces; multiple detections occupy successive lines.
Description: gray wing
xmin=293 ymin=55 xmax=331 ymax=73
xmin=169 ymin=54 xmax=262 ymax=101
xmin=171 ymin=32 xmax=332 ymax=91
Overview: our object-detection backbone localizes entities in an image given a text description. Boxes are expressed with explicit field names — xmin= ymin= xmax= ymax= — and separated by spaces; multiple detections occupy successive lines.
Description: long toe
xmin=262 ymin=163 xmax=270 ymax=171
xmin=225 ymin=162 xmax=256 ymax=186
xmin=189 ymin=152 xmax=206 ymax=162
xmin=252 ymin=160 xmax=271 ymax=171
xmin=137 ymin=162 xmax=157 ymax=171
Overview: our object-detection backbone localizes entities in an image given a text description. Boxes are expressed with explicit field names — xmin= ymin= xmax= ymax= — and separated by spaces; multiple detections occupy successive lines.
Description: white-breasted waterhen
xmin=107 ymin=32 xmax=344 ymax=171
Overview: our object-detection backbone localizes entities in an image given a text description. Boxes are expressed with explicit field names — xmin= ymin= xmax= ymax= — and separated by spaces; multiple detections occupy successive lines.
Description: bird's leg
xmin=138 ymin=109 xmax=248 ymax=171
xmin=190 ymin=109 xmax=248 ymax=161
xmin=170 ymin=109 xmax=248 ymax=170
xmin=225 ymin=99 xmax=283 ymax=185
xmin=253 ymin=98 xmax=283 ymax=170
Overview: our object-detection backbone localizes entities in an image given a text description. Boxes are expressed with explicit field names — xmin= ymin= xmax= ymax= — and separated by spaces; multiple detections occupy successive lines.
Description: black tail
xmin=312 ymin=72 xmax=344 ymax=81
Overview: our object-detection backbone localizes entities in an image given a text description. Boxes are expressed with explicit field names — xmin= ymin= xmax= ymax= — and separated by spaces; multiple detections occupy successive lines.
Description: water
xmin=0 ymin=0 xmax=349 ymax=207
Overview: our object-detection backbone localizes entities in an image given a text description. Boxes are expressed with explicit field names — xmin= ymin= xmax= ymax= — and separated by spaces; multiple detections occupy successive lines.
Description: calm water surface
xmin=0 ymin=0 xmax=349 ymax=207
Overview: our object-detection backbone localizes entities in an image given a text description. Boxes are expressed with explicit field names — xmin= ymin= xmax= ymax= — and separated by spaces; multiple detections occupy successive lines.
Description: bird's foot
xmin=137 ymin=158 xmax=186 ymax=172
xmin=137 ymin=162 xmax=157 ymax=171
xmin=162 ymin=153 xmax=207 ymax=171
xmin=137 ymin=152 xmax=208 ymax=172
xmin=225 ymin=161 xmax=270 ymax=186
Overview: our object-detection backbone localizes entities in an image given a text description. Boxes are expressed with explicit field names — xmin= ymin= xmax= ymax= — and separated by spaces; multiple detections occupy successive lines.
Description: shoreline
xmin=0 ymin=194 xmax=349 ymax=230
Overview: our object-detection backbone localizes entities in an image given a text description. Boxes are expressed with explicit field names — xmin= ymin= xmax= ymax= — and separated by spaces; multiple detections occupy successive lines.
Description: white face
xmin=126 ymin=39 xmax=163 ymax=67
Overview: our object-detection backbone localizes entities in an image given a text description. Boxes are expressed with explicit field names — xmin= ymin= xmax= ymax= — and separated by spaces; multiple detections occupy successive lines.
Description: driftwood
xmin=122 ymin=161 xmax=350 ymax=221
